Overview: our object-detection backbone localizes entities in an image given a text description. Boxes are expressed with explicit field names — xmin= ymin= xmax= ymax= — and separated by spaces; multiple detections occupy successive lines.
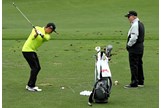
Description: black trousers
xmin=22 ymin=52 xmax=41 ymax=87
xmin=128 ymin=53 xmax=144 ymax=86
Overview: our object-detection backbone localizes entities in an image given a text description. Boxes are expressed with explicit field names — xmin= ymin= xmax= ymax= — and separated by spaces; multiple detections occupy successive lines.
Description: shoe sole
xmin=26 ymin=85 xmax=42 ymax=92
xmin=124 ymin=86 xmax=138 ymax=89
xmin=26 ymin=89 xmax=42 ymax=92
xmin=138 ymin=85 xmax=144 ymax=87
xmin=88 ymin=102 xmax=92 ymax=106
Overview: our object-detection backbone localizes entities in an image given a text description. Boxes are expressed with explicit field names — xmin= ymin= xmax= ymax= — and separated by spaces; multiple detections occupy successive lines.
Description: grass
xmin=2 ymin=0 xmax=159 ymax=108
xmin=2 ymin=40 xmax=159 ymax=108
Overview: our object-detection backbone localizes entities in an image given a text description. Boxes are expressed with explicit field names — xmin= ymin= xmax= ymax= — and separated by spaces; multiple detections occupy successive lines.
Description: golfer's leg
xmin=129 ymin=53 xmax=138 ymax=86
xmin=23 ymin=52 xmax=41 ymax=87
xmin=28 ymin=53 xmax=41 ymax=87
xmin=138 ymin=54 xmax=144 ymax=85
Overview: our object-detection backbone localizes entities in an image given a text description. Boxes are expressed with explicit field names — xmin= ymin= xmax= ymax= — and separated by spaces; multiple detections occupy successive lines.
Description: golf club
xmin=13 ymin=2 xmax=58 ymax=35
xmin=12 ymin=2 xmax=36 ymax=30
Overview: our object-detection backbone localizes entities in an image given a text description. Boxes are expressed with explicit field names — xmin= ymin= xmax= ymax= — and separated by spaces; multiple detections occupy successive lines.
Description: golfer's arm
xmin=127 ymin=25 xmax=139 ymax=47
xmin=34 ymin=30 xmax=38 ymax=37
xmin=127 ymin=33 xmax=138 ymax=47
xmin=33 ymin=29 xmax=44 ymax=38
xmin=43 ymin=34 xmax=50 ymax=41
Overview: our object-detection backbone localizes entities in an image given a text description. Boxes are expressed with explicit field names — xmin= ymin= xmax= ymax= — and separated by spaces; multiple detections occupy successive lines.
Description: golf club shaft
xmin=12 ymin=2 xmax=36 ymax=29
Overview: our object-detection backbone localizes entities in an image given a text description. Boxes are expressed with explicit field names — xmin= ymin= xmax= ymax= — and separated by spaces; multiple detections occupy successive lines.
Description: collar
xmin=131 ymin=18 xmax=139 ymax=25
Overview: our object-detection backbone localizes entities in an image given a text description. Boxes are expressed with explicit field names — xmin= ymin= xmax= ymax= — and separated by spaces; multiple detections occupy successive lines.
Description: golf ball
xmin=114 ymin=80 xmax=118 ymax=85
xmin=61 ymin=87 xmax=65 ymax=89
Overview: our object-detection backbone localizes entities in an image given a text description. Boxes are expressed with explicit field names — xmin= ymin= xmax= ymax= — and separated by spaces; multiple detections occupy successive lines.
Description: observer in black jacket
xmin=124 ymin=11 xmax=145 ymax=88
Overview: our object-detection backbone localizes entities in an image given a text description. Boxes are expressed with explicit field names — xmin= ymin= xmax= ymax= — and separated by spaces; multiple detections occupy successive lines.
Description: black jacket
xmin=127 ymin=21 xmax=145 ymax=54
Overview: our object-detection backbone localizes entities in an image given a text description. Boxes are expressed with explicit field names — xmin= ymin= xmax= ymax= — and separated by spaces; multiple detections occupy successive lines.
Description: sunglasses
xmin=127 ymin=15 xmax=131 ymax=18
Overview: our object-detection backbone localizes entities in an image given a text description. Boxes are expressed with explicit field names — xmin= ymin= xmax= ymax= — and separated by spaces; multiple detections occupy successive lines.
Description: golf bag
xmin=89 ymin=45 xmax=112 ymax=104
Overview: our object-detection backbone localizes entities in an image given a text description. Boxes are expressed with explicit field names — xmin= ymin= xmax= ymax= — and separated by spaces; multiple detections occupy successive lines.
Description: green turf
xmin=2 ymin=0 xmax=158 ymax=40
xmin=2 ymin=0 xmax=159 ymax=108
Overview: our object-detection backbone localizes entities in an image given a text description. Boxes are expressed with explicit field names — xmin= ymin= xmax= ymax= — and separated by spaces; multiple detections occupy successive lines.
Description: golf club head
xmin=105 ymin=45 xmax=113 ymax=57
xmin=12 ymin=2 xmax=15 ymax=5
xmin=12 ymin=2 xmax=17 ymax=7
xmin=95 ymin=46 xmax=101 ymax=52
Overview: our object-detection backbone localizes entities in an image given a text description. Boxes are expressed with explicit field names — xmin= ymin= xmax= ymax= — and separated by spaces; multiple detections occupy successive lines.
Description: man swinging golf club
xmin=22 ymin=23 xmax=57 ymax=92
xmin=12 ymin=2 xmax=58 ymax=91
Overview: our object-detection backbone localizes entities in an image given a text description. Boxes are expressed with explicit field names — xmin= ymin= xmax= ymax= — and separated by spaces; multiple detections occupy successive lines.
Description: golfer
xmin=124 ymin=11 xmax=145 ymax=88
xmin=22 ymin=23 xmax=56 ymax=91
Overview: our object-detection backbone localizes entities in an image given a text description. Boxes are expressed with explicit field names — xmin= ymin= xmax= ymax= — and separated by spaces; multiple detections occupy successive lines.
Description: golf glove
xmin=37 ymin=30 xmax=44 ymax=37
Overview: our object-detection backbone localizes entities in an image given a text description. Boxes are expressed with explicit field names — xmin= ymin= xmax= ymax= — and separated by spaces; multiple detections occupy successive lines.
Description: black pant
xmin=129 ymin=53 xmax=144 ymax=86
xmin=22 ymin=52 xmax=41 ymax=87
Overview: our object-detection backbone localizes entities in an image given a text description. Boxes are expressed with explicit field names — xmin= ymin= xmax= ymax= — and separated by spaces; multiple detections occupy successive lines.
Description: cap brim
xmin=124 ymin=14 xmax=129 ymax=17
xmin=53 ymin=30 xmax=59 ymax=34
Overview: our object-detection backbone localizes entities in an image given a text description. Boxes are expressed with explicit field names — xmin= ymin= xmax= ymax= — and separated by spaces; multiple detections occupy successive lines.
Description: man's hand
xmin=34 ymin=29 xmax=44 ymax=38
xmin=34 ymin=29 xmax=38 ymax=38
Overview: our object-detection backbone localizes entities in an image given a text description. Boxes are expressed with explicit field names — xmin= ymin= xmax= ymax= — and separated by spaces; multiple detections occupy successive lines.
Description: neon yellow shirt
xmin=22 ymin=26 xmax=51 ymax=52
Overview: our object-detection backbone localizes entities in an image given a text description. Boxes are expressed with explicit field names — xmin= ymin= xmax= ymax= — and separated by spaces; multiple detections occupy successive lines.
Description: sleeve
xmin=30 ymin=28 xmax=36 ymax=35
xmin=43 ymin=34 xmax=51 ymax=41
xmin=29 ymin=28 xmax=37 ymax=39
xmin=127 ymin=23 xmax=139 ymax=47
